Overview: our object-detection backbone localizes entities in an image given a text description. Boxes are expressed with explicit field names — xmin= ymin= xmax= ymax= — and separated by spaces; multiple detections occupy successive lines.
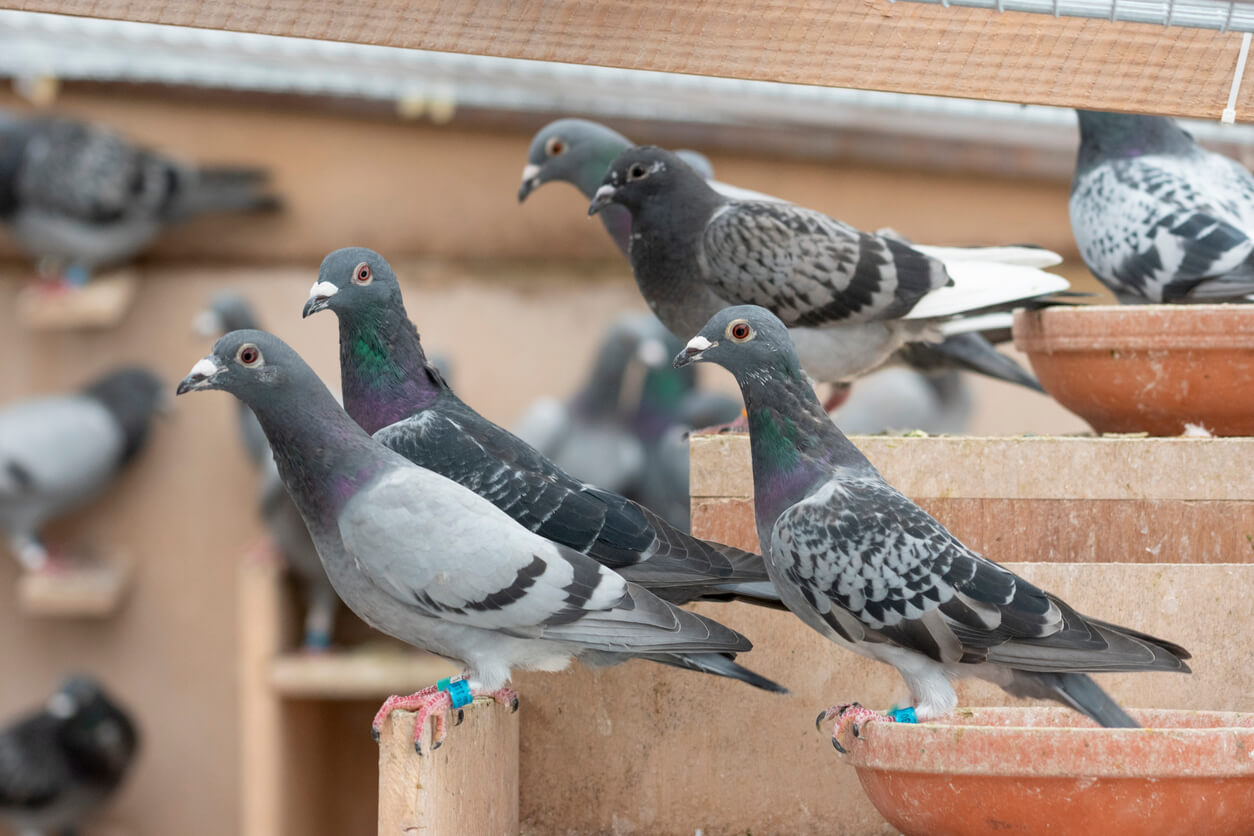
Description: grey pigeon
xmin=0 ymin=367 xmax=165 ymax=571
xmin=591 ymin=146 xmax=1069 ymax=389
xmin=303 ymin=248 xmax=782 ymax=611
xmin=519 ymin=119 xmax=1047 ymax=395
xmin=674 ymin=305 xmax=1190 ymax=739
xmin=177 ymin=330 xmax=784 ymax=748
xmin=831 ymin=367 xmax=974 ymax=436
xmin=0 ymin=110 xmax=280 ymax=283
xmin=511 ymin=316 xmax=647 ymax=495
xmin=195 ymin=292 xmax=339 ymax=651
xmin=1071 ymin=110 xmax=1254 ymax=303
xmin=0 ymin=675 xmax=139 ymax=836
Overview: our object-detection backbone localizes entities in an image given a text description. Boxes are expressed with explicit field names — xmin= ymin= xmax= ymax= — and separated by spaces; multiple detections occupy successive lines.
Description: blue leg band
xmin=436 ymin=676 xmax=474 ymax=709
xmin=887 ymin=706 xmax=918 ymax=724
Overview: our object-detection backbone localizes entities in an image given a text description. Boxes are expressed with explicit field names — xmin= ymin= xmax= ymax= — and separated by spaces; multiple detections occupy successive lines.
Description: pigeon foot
xmin=818 ymin=702 xmax=910 ymax=753
xmin=697 ymin=410 xmax=749 ymax=434
xmin=822 ymin=383 xmax=853 ymax=414
xmin=371 ymin=681 xmax=520 ymax=754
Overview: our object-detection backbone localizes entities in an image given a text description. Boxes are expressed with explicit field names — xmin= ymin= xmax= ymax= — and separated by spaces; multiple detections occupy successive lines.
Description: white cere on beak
xmin=685 ymin=335 xmax=713 ymax=353
xmin=309 ymin=281 xmax=338 ymax=301
xmin=189 ymin=357 xmax=223 ymax=379
xmin=521 ymin=163 xmax=541 ymax=182
xmin=47 ymin=692 xmax=76 ymax=719
xmin=593 ymin=184 xmax=616 ymax=201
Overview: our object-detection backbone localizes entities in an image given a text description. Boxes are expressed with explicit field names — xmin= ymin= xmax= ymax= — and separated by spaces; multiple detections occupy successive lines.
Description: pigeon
xmin=0 ymin=367 xmax=166 ymax=571
xmin=303 ymin=248 xmax=782 ymax=611
xmin=177 ymin=330 xmax=785 ymax=750
xmin=1071 ymin=110 xmax=1254 ymax=304
xmin=674 ymin=305 xmax=1191 ymax=744
xmin=519 ymin=119 xmax=1048 ymax=396
xmin=0 ymin=110 xmax=280 ymax=284
xmin=512 ymin=315 xmax=648 ymax=495
xmin=590 ymin=146 xmax=1069 ymax=391
xmin=196 ymin=292 xmax=340 ymax=651
xmin=831 ymin=367 xmax=974 ymax=436
xmin=0 ymin=675 xmax=139 ymax=836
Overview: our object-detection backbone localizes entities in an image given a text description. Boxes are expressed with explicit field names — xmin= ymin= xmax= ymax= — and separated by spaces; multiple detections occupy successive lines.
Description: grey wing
xmin=15 ymin=118 xmax=183 ymax=224
xmin=0 ymin=397 xmax=124 ymax=530
xmin=338 ymin=468 xmax=748 ymax=654
xmin=701 ymin=201 xmax=949 ymax=326
xmin=1070 ymin=153 xmax=1254 ymax=302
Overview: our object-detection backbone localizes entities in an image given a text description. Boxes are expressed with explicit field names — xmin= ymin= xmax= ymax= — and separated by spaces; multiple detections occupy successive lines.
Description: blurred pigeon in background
xmin=1071 ymin=110 xmax=1254 ymax=303
xmin=512 ymin=316 xmax=647 ymax=495
xmin=0 ymin=675 xmax=139 ymax=836
xmin=0 ymin=110 xmax=280 ymax=284
xmin=304 ymin=248 xmax=781 ymax=610
xmin=831 ymin=367 xmax=973 ymax=436
xmin=591 ymin=146 xmax=1069 ymax=399
xmin=196 ymin=292 xmax=339 ymax=651
xmin=177 ymin=330 xmax=784 ymax=749
xmin=519 ymin=119 xmax=1048 ymax=400
xmin=0 ymin=367 xmax=165 ymax=571
xmin=676 ymin=306 xmax=1191 ymax=743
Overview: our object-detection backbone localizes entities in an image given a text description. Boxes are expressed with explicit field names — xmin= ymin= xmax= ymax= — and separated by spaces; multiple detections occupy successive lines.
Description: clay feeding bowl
xmin=1013 ymin=305 xmax=1254 ymax=436
xmin=845 ymin=707 xmax=1254 ymax=836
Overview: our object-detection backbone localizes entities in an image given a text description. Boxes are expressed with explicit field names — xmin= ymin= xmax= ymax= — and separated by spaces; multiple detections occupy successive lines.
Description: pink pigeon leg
xmin=371 ymin=683 xmax=522 ymax=755
xmin=816 ymin=702 xmax=899 ymax=754
xmin=822 ymin=382 xmax=853 ymax=413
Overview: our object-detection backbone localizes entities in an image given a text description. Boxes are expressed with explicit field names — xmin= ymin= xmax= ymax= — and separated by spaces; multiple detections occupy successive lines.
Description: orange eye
xmin=545 ymin=137 xmax=566 ymax=156
xmin=730 ymin=322 xmax=752 ymax=340
xmin=353 ymin=262 xmax=372 ymax=285
xmin=237 ymin=344 xmax=262 ymax=367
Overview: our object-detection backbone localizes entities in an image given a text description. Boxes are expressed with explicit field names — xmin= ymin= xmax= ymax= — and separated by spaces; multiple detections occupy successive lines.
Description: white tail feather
xmin=905 ymin=260 xmax=1070 ymax=321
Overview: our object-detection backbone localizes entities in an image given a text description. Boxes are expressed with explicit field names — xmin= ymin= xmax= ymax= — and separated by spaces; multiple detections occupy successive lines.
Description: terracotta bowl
xmin=847 ymin=707 xmax=1254 ymax=836
xmin=1013 ymin=305 xmax=1254 ymax=436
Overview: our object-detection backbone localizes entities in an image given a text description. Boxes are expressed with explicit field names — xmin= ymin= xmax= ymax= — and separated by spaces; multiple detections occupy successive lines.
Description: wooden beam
xmin=3 ymin=0 xmax=1250 ymax=121
xmin=377 ymin=701 xmax=519 ymax=835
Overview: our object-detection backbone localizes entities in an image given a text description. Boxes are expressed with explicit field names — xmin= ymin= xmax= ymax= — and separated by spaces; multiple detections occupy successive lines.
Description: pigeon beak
xmin=588 ymin=184 xmax=616 ymax=216
xmin=673 ymin=336 xmax=715 ymax=368
xmin=176 ymin=357 xmax=225 ymax=395
xmin=518 ymin=163 xmax=541 ymax=202
xmin=303 ymin=282 xmax=338 ymax=318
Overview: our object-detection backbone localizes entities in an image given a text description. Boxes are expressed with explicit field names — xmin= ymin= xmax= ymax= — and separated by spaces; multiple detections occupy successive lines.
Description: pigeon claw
xmin=832 ymin=737 xmax=847 ymax=754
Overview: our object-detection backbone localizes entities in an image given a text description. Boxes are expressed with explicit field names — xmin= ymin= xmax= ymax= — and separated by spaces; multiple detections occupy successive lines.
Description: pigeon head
xmin=304 ymin=247 xmax=402 ymax=321
xmin=195 ymin=292 xmax=259 ymax=337
xmin=48 ymin=675 xmax=139 ymax=779
xmin=519 ymin=118 xmax=631 ymax=202
xmin=673 ymin=305 xmax=803 ymax=382
xmin=176 ymin=329 xmax=312 ymax=406
xmin=1075 ymin=110 xmax=1195 ymax=164
xmin=589 ymin=146 xmax=709 ymax=216
xmin=81 ymin=367 xmax=168 ymax=463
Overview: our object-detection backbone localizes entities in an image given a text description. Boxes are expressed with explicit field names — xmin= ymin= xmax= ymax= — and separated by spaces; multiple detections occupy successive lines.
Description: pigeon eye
xmin=237 ymin=344 xmax=263 ymax=367
xmin=628 ymin=163 xmax=649 ymax=181
xmin=727 ymin=321 xmax=754 ymax=342
xmin=352 ymin=262 xmax=372 ymax=286
xmin=545 ymin=137 xmax=566 ymax=157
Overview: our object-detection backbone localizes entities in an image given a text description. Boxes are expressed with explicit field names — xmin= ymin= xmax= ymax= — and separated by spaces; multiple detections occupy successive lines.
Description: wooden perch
xmin=377 ymin=701 xmax=519 ymax=835
xmin=3 ymin=0 xmax=1251 ymax=120
xmin=16 ymin=271 xmax=138 ymax=330
xmin=270 ymin=646 xmax=458 ymax=699
xmin=18 ymin=556 xmax=133 ymax=617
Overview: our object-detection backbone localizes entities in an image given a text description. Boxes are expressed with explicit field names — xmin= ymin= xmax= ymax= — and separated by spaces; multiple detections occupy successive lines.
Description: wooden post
xmin=377 ymin=701 xmax=519 ymax=835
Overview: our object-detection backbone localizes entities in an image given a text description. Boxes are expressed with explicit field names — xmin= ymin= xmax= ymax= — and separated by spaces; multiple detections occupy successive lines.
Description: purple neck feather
xmin=337 ymin=301 xmax=442 ymax=435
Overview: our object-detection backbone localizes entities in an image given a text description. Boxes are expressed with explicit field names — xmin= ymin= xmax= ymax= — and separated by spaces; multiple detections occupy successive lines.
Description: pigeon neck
xmin=1075 ymin=111 xmax=1194 ymax=172
xmin=632 ymin=367 xmax=690 ymax=441
xmin=571 ymin=334 xmax=634 ymax=418
xmin=250 ymin=385 xmax=386 ymax=521
xmin=337 ymin=304 xmax=443 ymax=435
xmin=738 ymin=368 xmax=871 ymax=525
xmin=573 ymin=145 xmax=634 ymax=255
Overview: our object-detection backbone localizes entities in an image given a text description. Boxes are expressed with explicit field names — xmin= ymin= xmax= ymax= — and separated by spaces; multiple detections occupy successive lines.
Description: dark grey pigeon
xmin=591 ymin=146 xmax=1068 ymax=389
xmin=675 ymin=305 xmax=1191 ymax=741
xmin=196 ymin=292 xmax=339 ymax=651
xmin=177 ymin=330 xmax=784 ymax=748
xmin=519 ymin=118 xmax=1045 ymax=396
xmin=303 ymin=247 xmax=781 ymax=610
xmin=0 ymin=110 xmax=280 ymax=284
xmin=1071 ymin=110 xmax=1254 ymax=303
xmin=0 ymin=675 xmax=139 ymax=836
xmin=0 ymin=367 xmax=165 ymax=571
